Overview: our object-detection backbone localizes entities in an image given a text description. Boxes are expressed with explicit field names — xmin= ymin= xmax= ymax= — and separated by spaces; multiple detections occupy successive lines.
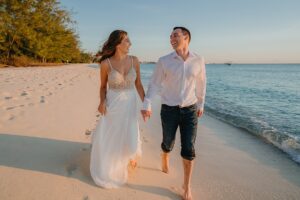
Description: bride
xmin=90 ymin=30 xmax=145 ymax=188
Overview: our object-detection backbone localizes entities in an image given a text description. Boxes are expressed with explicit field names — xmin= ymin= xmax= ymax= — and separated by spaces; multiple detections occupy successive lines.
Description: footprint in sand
xmin=85 ymin=129 xmax=92 ymax=135
xmin=9 ymin=115 xmax=15 ymax=121
xmin=83 ymin=196 xmax=89 ymax=200
xmin=28 ymin=102 xmax=34 ymax=106
xmin=40 ymin=96 xmax=45 ymax=103
xmin=66 ymin=164 xmax=78 ymax=176
xmin=96 ymin=114 xmax=100 ymax=117
xmin=20 ymin=91 xmax=28 ymax=96
xmin=4 ymin=96 xmax=12 ymax=100
xmin=143 ymin=136 xmax=149 ymax=143
xmin=81 ymin=147 xmax=88 ymax=151
xmin=6 ymin=106 xmax=15 ymax=110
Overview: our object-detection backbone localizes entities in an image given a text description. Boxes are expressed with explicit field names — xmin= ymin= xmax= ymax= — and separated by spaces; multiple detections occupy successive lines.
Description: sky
xmin=59 ymin=0 xmax=300 ymax=63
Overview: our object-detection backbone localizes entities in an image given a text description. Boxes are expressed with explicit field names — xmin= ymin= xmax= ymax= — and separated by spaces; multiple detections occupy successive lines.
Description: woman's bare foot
xmin=161 ymin=152 xmax=169 ymax=173
xmin=129 ymin=159 xmax=137 ymax=169
xmin=182 ymin=185 xmax=192 ymax=200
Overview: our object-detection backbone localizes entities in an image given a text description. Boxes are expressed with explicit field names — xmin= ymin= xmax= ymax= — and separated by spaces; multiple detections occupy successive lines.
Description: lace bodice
xmin=107 ymin=57 xmax=136 ymax=90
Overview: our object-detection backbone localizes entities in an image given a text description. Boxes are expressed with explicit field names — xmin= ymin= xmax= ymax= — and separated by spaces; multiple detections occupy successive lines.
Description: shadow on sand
xmin=0 ymin=133 xmax=95 ymax=186
xmin=0 ymin=133 xmax=181 ymax=199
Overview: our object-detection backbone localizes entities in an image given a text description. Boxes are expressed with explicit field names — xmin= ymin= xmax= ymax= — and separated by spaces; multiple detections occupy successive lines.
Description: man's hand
xmin=141 ymin=110 xmax=152 ymax=122
xmin=197 ymin=109 xmax=204 ymax=118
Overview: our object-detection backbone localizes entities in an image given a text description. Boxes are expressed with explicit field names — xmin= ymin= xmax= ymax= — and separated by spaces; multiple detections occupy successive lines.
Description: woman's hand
xmin=98 ymin=102 xmax=107 ymax=115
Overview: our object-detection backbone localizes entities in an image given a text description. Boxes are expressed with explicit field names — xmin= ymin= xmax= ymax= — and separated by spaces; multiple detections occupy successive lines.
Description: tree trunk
xmin=6 ymin=33 xmax=16 ymax=61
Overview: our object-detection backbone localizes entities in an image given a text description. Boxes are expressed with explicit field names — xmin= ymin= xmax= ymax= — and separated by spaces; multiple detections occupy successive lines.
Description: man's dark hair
xmin=173 ymin=26 xmax=191 ymax=43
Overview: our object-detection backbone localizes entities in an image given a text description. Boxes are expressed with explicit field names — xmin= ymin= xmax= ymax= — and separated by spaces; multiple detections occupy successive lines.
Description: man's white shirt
xmin=143 ymin=51 xmax=206 ymax=111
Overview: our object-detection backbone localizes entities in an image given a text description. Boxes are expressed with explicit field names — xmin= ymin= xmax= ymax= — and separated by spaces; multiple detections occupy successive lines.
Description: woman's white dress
xmin=90 ymin=57 xmax=141 ymax=188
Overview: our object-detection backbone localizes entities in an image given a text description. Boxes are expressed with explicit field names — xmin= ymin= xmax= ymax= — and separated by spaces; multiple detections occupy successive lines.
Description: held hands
xmin=197 ymin=109 xmax=204 ymax=118
xmin=98 ymin=102 xmax=106 ymax=115
xmin=141 ymin=109 xmax=202 ymax=121
xmin=141 ymin=110 xmax=152 ymax=122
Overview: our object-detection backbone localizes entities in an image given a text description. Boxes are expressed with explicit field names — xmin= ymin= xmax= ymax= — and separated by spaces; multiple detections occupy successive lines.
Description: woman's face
xmin=117 ymin=35 xmax=131 ymax=54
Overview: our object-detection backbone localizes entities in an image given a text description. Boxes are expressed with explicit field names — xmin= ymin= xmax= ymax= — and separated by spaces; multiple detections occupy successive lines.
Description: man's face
xmin=170 ymin=29 xmax=188 ymax=50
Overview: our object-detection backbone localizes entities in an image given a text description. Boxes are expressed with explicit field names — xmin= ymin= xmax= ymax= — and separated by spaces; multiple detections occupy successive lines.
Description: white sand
xmin=0 ymin=64 xmax=299 ymax=200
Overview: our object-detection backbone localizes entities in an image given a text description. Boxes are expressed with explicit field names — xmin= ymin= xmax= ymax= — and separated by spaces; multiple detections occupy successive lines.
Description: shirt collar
xmin=172 ymin=51 xmax=195 ymax=60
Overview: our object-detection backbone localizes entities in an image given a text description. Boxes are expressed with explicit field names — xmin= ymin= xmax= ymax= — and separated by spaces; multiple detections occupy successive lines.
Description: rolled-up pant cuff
xmin=181 ymin=150 xmax=195 ymax=161
xmin=161 ymin=143 xmax=172 ymax=153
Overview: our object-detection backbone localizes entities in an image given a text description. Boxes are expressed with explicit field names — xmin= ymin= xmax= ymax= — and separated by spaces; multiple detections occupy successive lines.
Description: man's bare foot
xmin=161 ymin=152 xmax=169 ymax=173
xmin=182 ymin=185 xmax=192 ymax=200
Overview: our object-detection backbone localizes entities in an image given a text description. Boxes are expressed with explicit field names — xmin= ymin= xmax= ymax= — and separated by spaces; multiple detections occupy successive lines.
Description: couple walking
xmin=90 ymin=26 xmax=206 ymax=200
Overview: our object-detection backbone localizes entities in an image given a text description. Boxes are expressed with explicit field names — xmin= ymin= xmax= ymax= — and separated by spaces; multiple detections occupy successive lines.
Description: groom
xmin=141 ymin=27 xmax=206 ymax=200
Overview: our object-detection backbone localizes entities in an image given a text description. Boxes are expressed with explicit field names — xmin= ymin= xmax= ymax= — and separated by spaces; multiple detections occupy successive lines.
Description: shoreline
xmin=205 ymin=111 xmax=300 ymax=165
xmin=1 ymin=64 xmax=299 ymax=200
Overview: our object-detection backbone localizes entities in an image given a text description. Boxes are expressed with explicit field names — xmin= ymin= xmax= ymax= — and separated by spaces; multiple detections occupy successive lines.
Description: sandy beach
xmin=0 ymin=64 xmax=300 ymax=200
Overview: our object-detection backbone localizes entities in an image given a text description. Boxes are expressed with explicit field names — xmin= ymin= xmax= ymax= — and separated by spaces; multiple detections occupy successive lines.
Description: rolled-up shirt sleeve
xmin=196 ymin=58 xmax=206 ymax=110
xmin=143 ymin=58 xmax=164 ymax=111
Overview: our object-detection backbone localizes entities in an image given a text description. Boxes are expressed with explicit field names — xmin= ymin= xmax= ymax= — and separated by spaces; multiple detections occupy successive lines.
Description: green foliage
xmin=0 ymin=0 xmax=91 ymax=66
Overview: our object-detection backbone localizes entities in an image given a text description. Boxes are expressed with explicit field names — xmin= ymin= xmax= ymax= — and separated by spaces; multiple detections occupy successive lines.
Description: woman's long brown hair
xmin=97 ymin=30 xmax=127 ymax=63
